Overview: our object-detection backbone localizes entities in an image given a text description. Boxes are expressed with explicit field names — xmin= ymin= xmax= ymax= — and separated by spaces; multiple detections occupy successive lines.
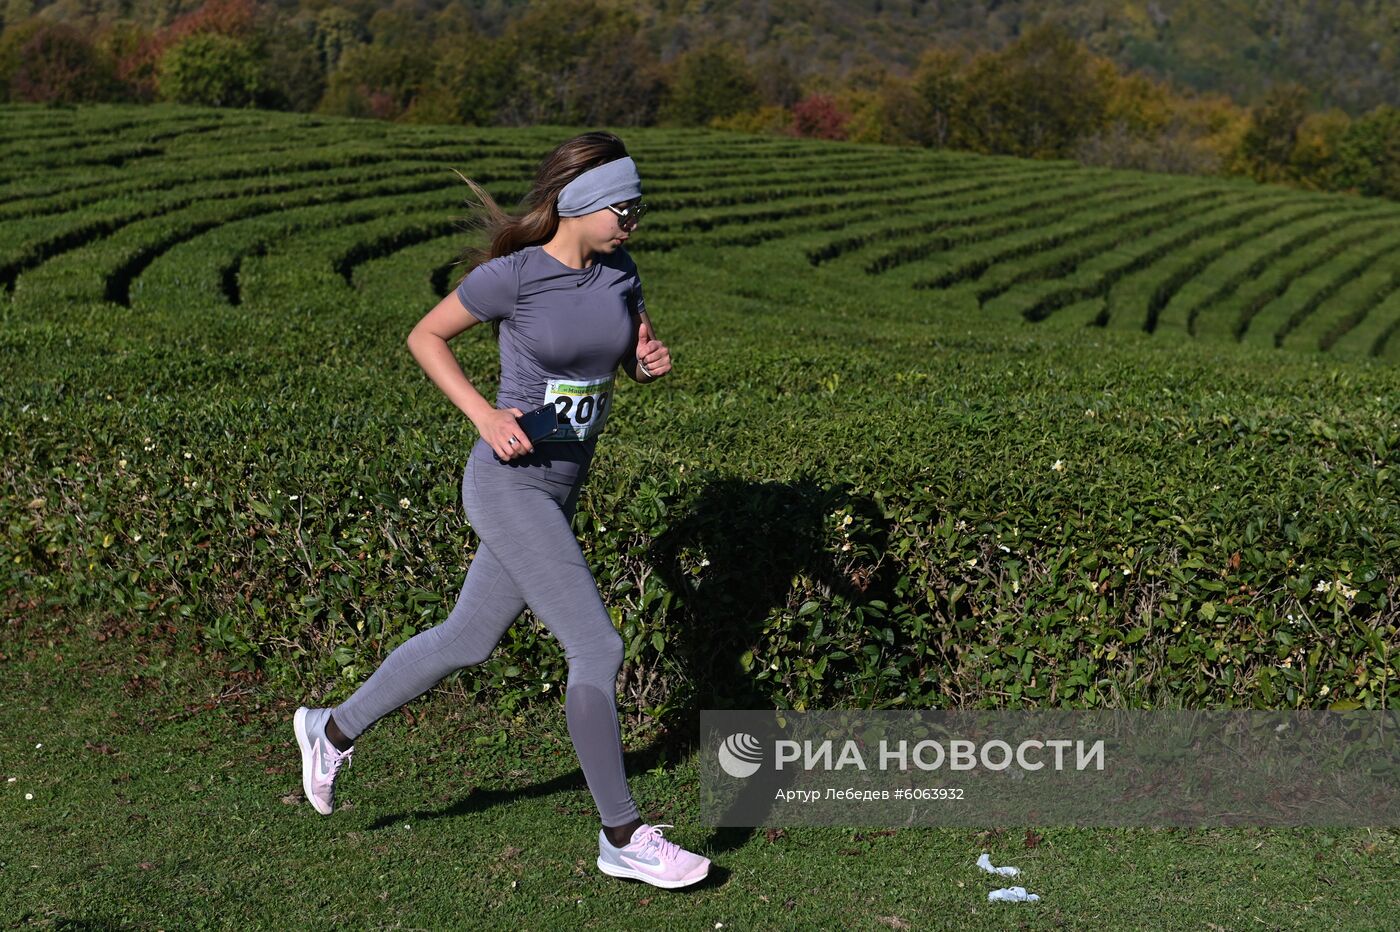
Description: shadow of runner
xmin=645 ymin=475 xmax=885 ymax=854
xmin=365 ymin=739 xmax=679 ymax=831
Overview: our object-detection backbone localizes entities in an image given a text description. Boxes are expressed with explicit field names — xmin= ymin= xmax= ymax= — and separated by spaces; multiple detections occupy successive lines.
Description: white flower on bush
xmin=1314 ymin=579 xmax=1358 ymax=600
xmin=1051 ymin=459 xmax=1065 ymax=472
xmin=399 ymin=498 xmax=410 ymax=508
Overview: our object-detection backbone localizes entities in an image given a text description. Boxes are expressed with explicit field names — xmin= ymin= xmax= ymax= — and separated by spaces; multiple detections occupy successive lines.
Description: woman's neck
xmin=541 ymin=234 xmax=595 ymax=270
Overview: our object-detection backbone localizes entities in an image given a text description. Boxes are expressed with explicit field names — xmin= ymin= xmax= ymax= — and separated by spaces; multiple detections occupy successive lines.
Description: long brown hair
xmin=450 ymin=131 xmax=630 ymax=336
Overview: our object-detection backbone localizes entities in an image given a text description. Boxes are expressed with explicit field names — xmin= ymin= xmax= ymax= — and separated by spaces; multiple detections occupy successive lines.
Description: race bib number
xmin=542 ymin=374 xmax=614 ymax=441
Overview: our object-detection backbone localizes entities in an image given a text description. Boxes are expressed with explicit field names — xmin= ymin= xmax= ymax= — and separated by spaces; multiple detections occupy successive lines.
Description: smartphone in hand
xmin=516 ymin=402 xmax=561 ymax=443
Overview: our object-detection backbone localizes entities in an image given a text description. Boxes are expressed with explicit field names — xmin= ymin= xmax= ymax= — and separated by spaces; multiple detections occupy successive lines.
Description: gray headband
xmin=556 ymin=156 xmax=642 ymax=217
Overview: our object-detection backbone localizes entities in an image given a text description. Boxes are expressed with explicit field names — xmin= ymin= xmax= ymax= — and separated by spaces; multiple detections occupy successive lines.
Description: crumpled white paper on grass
xmin=976 ymin=852 xmax=1040 ymax=903
xmin=975 ymin=852 xmax=1020 ymax=877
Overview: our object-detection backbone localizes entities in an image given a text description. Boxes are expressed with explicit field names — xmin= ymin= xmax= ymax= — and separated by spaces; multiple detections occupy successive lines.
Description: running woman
xmin=293 ymin=132 xmax=710 ymax=890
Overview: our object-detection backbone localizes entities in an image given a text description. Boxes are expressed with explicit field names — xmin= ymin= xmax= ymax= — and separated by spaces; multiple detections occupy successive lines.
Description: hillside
xmin=11 ymin=0 xmax=1400 ymax=113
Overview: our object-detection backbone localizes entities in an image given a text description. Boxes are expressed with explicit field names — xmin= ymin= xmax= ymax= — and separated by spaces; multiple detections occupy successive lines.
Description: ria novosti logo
xmin=716 ymin=732 xmax=764 ymax=778
xmin=716 ymin=731 xmax=1106 ymax=778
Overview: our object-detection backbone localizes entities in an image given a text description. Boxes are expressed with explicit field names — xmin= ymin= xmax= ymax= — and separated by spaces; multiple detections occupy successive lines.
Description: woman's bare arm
xmin=407 ymin=291 xmax=534 ymax=459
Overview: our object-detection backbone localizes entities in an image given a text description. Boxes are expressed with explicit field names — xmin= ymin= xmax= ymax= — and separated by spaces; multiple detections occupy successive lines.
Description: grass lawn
xmin=3 ymin=609 xmax=1397 ymax=930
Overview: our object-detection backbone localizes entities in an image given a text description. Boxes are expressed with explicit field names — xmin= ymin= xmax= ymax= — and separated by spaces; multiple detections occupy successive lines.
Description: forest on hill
xmin=7 ymin=0 xmax=1398 ymax=113
xmin=2 ymin=0 xmax=1397 ymax=200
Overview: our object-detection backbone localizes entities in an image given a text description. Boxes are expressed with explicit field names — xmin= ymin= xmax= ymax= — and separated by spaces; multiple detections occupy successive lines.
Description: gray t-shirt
xmin=455 ymin=243 xmax=644 ymax=477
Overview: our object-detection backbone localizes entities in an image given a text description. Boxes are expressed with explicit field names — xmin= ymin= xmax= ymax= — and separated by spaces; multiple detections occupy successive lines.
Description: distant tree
xmin=7 ymin=21 xmax=120 ymax=104
xmin=1236 ymin=82 xmax=1310 ymax=183
xmin=658 ymin=41 xmax=760 ymax=127
xmin=959 ymin=24 xmax=1115 ymax=158
xmin=99 ymin=21 xmax=160 ymax=102
xmin=911 ymin=47 xmax=968 ymax=149
xmin=162 ymin=0 xmax=262 ymax=45
xmin=4 ymin=0 xmax=35 ymax=33
xmin=1104 ymin=71 xmax=1173 ymax=137
xmin=366 ymin=0 xmax=427 ymax=50
xmin=789 ymin=93 xmax=849 ymax=141
xmin=416 ymin=31 xmax=515 ymax=126
xmin=1177 ymin=91 xmax=1252 ymax=169
xmin=841 ymin=80 xmax=931 ymax=146
xmin=1074 ymin=120 xmax=1225 ymax=176
xmin=750 ymin=47 xmax=802 ymax=109
xmin=100 ymin=0 xmax=266 ymax=107
xmin=497 ymin=0 xmax=663 ymax=126
xmin=834 ymin=87 xmax=880 ymax=144
xmin=157 ymin=31 xmax=267 ymax=107
xmin=709 ymin=104 xmax=794 ymax=136
xmin=1073 ymin=62 xmax=1228 ymax=175
xmin=317 ymin=42 xmax=430 ymax=121
xmin=304 ymin=5 xmax=368 ymax=74
xmin=260 ymin=29 xmax=324 ymax=112
xmin=1288 ymin=108 xmax=1351 ymax=190
xmin=1333 ymin=105 xmax=1400 ymax=200
xmin=884 ymin=77 xmax=942 ymax=147
xmin=0 ymin=17 xmax=44 ymax=101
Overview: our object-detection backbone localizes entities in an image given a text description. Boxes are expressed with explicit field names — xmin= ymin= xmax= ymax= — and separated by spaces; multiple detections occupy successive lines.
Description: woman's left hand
xmin=636 ymin=317 xmax=671 ymax=380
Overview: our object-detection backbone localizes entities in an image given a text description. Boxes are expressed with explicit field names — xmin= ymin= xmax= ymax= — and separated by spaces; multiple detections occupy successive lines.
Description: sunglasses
xmin=606 ymin=202 xmax=648 ymax=227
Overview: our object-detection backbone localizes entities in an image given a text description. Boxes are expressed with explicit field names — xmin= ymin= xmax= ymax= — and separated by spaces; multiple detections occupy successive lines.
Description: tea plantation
xmin=5 ymin=103 xmax=1398 ymax=723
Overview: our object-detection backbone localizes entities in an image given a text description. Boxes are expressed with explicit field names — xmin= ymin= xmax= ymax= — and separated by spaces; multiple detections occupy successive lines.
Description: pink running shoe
xmin=293 ymin=706 xmax=353 ymax=815
xmin=597 ymin=823 xmax=710 ymax=889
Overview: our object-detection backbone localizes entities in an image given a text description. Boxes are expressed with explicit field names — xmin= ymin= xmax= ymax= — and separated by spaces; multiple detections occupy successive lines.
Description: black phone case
xmin=517 ymin=403 xmax=561 ymax=442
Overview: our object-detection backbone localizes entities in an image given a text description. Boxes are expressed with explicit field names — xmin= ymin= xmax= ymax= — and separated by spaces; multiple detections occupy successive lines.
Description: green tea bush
xmin=3 ymin=104 xmax=1398 ymax=730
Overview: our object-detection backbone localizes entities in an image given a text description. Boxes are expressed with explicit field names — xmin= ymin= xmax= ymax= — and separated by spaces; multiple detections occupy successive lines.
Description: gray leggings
xmin=332 ymin=443 xmax=640 ymax=827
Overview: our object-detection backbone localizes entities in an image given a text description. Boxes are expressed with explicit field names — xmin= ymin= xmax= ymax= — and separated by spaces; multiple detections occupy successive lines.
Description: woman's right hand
xmin=476 ymin=407 xmax=533 ymax=460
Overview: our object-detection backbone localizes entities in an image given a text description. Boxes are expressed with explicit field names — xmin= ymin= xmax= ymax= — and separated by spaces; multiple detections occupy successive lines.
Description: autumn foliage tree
xmin=789 ymin=93 xmax=849 ymax=141
xmin=3 ymin=21 xmax=120 ymax=103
